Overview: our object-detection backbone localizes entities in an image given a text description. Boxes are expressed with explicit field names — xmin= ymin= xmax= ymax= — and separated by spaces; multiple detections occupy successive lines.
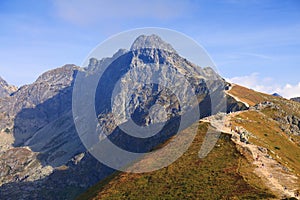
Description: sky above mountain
xmin=0 ymin=0 xmax=299 ymax=98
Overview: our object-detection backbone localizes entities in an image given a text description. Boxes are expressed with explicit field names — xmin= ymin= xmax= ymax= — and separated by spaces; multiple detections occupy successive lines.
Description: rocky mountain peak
xmin=87 ymin=49 xmax=128 ymax=72
xmin=0 ymin=76 xmax=17 ymax=98
xmin=130 ymin=34 xmax=176 ymax=53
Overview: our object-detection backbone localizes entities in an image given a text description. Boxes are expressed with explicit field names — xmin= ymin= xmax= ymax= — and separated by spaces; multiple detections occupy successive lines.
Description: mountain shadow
xmin=12 ymin=70 xmax=86 ymax=168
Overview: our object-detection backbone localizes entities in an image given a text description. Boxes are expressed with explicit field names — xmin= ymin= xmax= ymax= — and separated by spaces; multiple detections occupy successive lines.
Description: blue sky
xmin=0 ymin=0 xmax=299 ymax=98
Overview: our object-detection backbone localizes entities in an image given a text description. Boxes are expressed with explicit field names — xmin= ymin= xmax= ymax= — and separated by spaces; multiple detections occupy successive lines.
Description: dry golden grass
xmin=228 ymin=84 xmax=267 ymax=106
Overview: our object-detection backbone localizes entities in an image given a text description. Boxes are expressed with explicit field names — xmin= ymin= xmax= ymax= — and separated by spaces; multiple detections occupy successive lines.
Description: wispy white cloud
xmin=53 ymin=0 xmax=193 ymax=26
xmin=275 ymin=83 xmax=300 ymax=99
xmin=239 ymin=52 xmax=273 ymax=60
xmin=227 ymin=73 xmax=300 ymax=99
xmin=227 ymin=73 xmax=277 ymax=94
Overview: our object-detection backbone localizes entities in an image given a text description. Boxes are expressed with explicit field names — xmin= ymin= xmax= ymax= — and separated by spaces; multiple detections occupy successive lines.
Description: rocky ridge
xmin=291 ymin=97 xmax=300 ymax=103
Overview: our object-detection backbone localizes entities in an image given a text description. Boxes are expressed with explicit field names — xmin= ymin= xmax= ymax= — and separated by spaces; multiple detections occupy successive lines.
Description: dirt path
xmin=203 ymin=112 xmax=300 ymax=199
xmin=231 ymin=130 xmax=299 ymax=199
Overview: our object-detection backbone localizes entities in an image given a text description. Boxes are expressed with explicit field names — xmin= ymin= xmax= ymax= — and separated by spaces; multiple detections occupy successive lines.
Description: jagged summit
xmin=0 ymin=76 xmax=10 ymax=89
xmin=0 ymin=76 xmax=17 ymax=97
xmin=130 ymin=34 xmax=176 ymax=53
xmin=87 ymin=35 xmax=180 ymax=71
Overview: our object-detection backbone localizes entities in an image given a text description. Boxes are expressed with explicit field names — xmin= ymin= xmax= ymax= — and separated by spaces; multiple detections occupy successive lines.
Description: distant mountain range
xmin=291 ymin=97 xmax=300 ymax=103
xmin=272 ymin=92 xmax=282 ymax=97
xmin=0 ymin=35 xmax=299 ymax=200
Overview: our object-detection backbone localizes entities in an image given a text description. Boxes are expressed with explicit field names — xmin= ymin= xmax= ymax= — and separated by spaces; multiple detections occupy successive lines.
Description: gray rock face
xmin=10 ymin=65 xmax=79 ymax=147
xmin=234 ymin=126 xmax=251 ymax=143
xmin=0 ymin=147 xmax=53 ymax=186
xmin=9 ymin=65 xmax=78 ymax=115
xmin=251 ymin=101 xmax=280 ymax=111
xmin=0 ymin=76 xmax=17 ymax=98
xmin=282 ymin=115 xmax=300 ymax=135
xmin=0 ymin=64 xmax=90 ymax=199
xmin=0 ymin=65 xmax=78 ymax=136
xmin=95 ymin=48 xmax=217 ymax=129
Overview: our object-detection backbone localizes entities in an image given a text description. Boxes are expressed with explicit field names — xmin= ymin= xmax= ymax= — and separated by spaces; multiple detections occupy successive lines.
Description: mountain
xmin=291 ymin=97 xmax=300 ymax=103
xmin=0 ymin=35 xmax=248 ymax=199
xmin=272 ymin=92 xmax=282 ymax=97
xmin=1 ymin=35 xmax=298 ymax=199
xmin=82 ymin=35 xmax=246 ymax=160
xmin=0 ymin=65 xmax=107 ymax=199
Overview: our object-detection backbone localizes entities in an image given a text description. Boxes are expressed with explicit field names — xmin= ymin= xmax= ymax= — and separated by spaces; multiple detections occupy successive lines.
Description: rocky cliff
xmin=0 ymin=76 xmax=17 ymax=98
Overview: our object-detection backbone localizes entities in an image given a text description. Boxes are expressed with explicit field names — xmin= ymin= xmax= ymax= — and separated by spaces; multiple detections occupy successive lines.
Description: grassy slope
xmin=230 ymin=85 xmax=300 ymax=149
xmin=229 ymin=85 xmax=300 ymax=186
xmin=227 ymin=84 xmax=267 ymax=106
xmin=232 ymin=111 xmax=300 ymax=188
xmin=77 ymin=123 xmax=274 ymax=200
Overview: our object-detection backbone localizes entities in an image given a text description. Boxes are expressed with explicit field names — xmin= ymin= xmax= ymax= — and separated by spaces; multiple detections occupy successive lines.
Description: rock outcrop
xmin=279 ymin=115 xmax=300 ymax=136
xmin=251 ymin=101 xmax=300 ymax=136
xmin=291 ymin=97 xmax=300 ymax=103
